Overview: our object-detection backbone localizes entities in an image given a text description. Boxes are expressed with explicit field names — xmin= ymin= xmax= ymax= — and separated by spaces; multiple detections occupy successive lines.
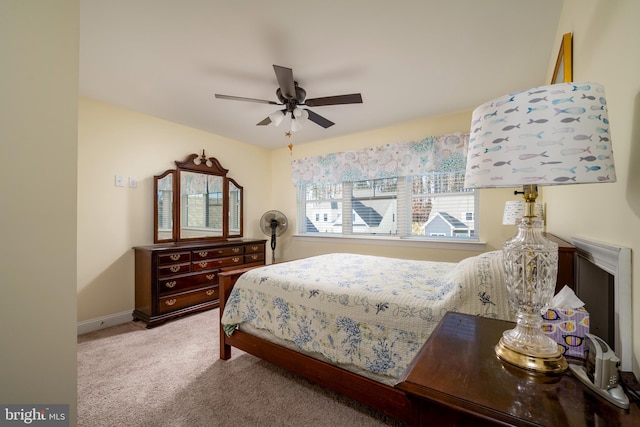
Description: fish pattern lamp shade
xmin=464 ymin=82 xmax=616 ymax=189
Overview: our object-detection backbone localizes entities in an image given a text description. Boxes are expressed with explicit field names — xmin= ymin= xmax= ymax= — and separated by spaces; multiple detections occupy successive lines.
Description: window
xmin=411 ymin=172 xmax=475 ymax=238
xmin=292 ymin=132 xmax=473 ymax=240
xmin=182 ymin=193 xmax=224 ymax=230
xmin=298 ymin=171 xmax=476 ymax=239
xmin=300 ymin=183 xmax=343 ymax=233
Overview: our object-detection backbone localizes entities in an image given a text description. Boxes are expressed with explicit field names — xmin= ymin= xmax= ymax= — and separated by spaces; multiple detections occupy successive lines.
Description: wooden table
xmin=396 ymin=312 xmax=639 ymax=426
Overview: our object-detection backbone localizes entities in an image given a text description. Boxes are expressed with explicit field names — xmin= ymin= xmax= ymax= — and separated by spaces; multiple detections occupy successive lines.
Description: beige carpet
xmin=77 ymin=309 xmax=407 ymax=426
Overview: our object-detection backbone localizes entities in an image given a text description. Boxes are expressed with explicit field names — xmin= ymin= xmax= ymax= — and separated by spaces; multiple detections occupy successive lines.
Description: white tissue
xmin=550 ymin=285 xmax=585 ymax=309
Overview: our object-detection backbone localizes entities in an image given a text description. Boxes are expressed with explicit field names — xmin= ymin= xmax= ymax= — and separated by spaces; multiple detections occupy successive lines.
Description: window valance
xmin=181 ymin=172 xmax=223 ymax=195
xmin=291 ymin=132 xmax=469 ymax=185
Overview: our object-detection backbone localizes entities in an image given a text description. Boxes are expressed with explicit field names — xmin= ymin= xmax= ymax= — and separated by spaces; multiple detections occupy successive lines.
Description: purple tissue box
xmin=541 ymin=307 xmax=590 ymax=359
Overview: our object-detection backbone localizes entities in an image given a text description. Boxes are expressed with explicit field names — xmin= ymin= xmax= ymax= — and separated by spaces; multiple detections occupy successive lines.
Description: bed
xmin=219 ymin=250 xmax=519 ymax=422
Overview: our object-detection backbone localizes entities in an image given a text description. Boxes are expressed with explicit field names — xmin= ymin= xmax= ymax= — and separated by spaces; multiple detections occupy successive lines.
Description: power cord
xmin=619 ymin=371 xmax=640 ymax=406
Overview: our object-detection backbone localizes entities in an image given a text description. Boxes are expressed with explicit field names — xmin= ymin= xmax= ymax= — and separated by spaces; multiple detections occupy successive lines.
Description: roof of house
xmin=424 ymin=212 xmax=469 ymax=230
xmin=352 ymin=200 xmax=383 ymax=227
xmin=305 ymin=217 xmax=318 ymax=232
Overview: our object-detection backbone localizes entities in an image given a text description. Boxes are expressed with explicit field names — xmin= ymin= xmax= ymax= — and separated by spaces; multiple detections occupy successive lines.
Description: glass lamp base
xmin=496 ymin=337 xmax=568 ymax=374
xmin=499 ymin=215 xmax=567 ymax=374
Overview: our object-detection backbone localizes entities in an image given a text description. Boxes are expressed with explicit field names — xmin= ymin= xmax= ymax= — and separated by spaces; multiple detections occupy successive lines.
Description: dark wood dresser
xmin=133 ymin=239 xmax=266 ymax=328
xmin=397 ymin=312 xmax=640 ymax=426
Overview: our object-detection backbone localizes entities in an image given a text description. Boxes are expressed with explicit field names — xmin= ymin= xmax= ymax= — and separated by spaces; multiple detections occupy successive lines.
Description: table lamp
xmin=464 ymin=82 xmax=616 ymax=373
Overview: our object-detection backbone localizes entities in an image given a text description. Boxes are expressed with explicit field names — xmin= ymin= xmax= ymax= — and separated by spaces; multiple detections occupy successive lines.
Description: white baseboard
xmin=77 ymin=310 xmax=133 ymax=335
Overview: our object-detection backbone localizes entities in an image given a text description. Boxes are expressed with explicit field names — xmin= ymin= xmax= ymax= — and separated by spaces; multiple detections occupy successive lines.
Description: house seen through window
xmin=298 ymin=171 xmax=476 ymax=239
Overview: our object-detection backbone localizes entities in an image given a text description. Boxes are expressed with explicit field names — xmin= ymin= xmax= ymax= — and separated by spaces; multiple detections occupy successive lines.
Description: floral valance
xmin=291 ymin=132 xmax=469 ymax=185
xmin=180 ymin=172 xmax=224 ymax=195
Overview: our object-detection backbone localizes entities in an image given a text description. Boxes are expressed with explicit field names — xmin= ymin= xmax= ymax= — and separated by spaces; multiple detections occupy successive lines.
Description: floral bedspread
xmin=221 ymin=251 xmax=512 ymax=384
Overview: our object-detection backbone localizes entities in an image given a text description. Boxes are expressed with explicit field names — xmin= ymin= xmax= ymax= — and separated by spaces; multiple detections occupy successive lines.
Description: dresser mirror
xmin=228 ymin=178 xmax=242 ymax=237
xmin=153 ymin=151 xmax=243 ymax=243
xmin=154 ymin=169 xmax=176 ymax=242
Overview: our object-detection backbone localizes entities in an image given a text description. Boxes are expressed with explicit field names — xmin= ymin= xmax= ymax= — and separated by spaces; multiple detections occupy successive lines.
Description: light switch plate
xmin=115 ymin=175 xmax=125 ymax=187
xmin=129 ymin=177 xmax=137 ymax=188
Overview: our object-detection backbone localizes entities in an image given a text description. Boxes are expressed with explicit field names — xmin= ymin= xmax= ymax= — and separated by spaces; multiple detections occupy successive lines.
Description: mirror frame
xmin=227 ymin=178 xmax=243 ymax=238
xmin=153 ymin=151 xmax=243 ymax=243
xmin=153 ymin=169 xmax=177 ymax=243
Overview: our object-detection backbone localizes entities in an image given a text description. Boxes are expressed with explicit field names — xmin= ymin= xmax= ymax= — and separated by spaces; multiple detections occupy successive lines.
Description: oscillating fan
xmin=260 ymin=210 xmax=288 ymax=264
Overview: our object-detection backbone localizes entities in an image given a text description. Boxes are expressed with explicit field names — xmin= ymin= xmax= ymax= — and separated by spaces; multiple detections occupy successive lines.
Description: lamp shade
xmin=290 ymin=117 xmax=303 ymax=132
xmin=293 ymin=107 xmax=308 ymax=120
xmin=502 ymin=201 xmax=544 ymax=225
xmin=269 ymin=110 xmax=286 ymax=127
xmin=464 ymin=82 xmax=616 ymax=189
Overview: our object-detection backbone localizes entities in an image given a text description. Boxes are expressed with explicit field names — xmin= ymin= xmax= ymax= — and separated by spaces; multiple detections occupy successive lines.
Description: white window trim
xmin=298 ymin=174 xmax=477 ymax=239
xmin=292 ymin=233 xmax=486 ymax=251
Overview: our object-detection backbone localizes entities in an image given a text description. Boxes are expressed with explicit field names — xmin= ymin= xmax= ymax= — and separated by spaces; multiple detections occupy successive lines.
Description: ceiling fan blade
xmin=304 ymin=93 xmax=363 ymax=107
xmin=273 ymin=65 xmax=296 ymax=99
xmin=305 ymin=109 xmax=334 ymax=128
xmin=215 ymin=94 xmax=280 ymax=105
xmin=256 ymin=117 xmax=272 ymax=126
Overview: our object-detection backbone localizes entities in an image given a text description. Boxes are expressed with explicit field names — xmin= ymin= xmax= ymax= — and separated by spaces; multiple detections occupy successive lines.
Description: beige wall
xmin=77 ymin=98 xmax=270 ymax=322
xmin=0 ymin=0 xmax=79 ymax=421
xmin=544 ymin=0 xmax=640 ymax=375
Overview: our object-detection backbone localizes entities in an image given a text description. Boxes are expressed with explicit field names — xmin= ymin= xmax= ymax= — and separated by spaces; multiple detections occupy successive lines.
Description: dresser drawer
xmin=158 ymin=286 xmax=219 ymax=314
xmin=244 ymin=253 xmax=264 ymax=264
xmin=157 ymin=251 xmax=191 ymax=265
xmin=192 ymin=246 xmax=243 ymax=261
xmin=158 ymin=271 xmax=218 ymax=295
xmin=245 ymin=243 xmax=265 ymax=254
xmin=134 ymin=239 xmax=266 ymax=327
xmin=192 ymin=255 xmax=243 ymax=271
xmin=158 ymin=262 xmax=191 ymax=277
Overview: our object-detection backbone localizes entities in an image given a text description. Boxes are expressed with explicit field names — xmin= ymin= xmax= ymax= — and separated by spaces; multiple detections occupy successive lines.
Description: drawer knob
xmin=165 ymin=281 xmax=176 ymax=288
xmin=170 ymin=254 xmax=180 ymax=261
xmin=251 ymin=246 xmax=258 ymax=251
xmin=198 ymin=251 xmax=208 ymax=257
xmin=250 ymin=255 xmax=258 ymax=260
xmin=165 ymin=299 xmax=176 ymax=306
xmin=232 ymin=257 xmax=241 ymax=263
xmin=206 ymin=274 xmax=215 ymax=280
xmin=199 ymin=262 xmax=208 ymax=268
xmin=169 ymin=266 xmax=180 ymax=273
xmin=232 ymin=248 xmax=240 ymax=253
xmin=206 ymin=289 xmax=215 ymax=296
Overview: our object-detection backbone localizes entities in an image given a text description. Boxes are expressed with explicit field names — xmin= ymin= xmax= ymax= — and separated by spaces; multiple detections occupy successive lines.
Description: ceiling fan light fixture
xmin=269 ymin=110 xmax=286 ymax=127
xmin=290 ymin=117 xmax=303 ymax=132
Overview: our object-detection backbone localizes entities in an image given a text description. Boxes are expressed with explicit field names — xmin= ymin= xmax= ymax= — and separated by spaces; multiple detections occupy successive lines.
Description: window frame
xmin=297 ymin=171 xmax=478 ymax=242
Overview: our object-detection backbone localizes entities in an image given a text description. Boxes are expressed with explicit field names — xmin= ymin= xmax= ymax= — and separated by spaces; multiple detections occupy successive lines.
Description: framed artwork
xmin=551 ymin=32 xmax=572 ymax=84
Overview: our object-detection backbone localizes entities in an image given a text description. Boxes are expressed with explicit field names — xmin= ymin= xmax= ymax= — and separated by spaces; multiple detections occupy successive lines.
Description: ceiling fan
xmin=215 ymin=65 xmax=362 ymax=132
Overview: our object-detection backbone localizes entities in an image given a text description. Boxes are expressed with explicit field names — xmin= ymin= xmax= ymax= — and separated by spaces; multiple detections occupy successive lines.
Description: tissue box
xmin=541 ymin=307 xmax=589 ymax=359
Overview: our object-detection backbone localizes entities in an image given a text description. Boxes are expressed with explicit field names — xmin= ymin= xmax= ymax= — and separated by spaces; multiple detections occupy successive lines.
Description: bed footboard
xmin=219 ymin=266 xmax=259 ymax=359
xmin=217 ymin=266 xmax=412 ymax=422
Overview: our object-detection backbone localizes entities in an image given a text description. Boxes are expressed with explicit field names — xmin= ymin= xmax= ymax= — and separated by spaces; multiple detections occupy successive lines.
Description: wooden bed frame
xmin=218 ymin=244 xmax=576 ymax=423
xmin=218 ymin=266 xmax=413 ymax=422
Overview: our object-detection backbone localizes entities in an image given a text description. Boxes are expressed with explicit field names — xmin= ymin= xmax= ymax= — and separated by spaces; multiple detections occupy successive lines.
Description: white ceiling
xmin=79 ymin=0 xmax=563 ymax=150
